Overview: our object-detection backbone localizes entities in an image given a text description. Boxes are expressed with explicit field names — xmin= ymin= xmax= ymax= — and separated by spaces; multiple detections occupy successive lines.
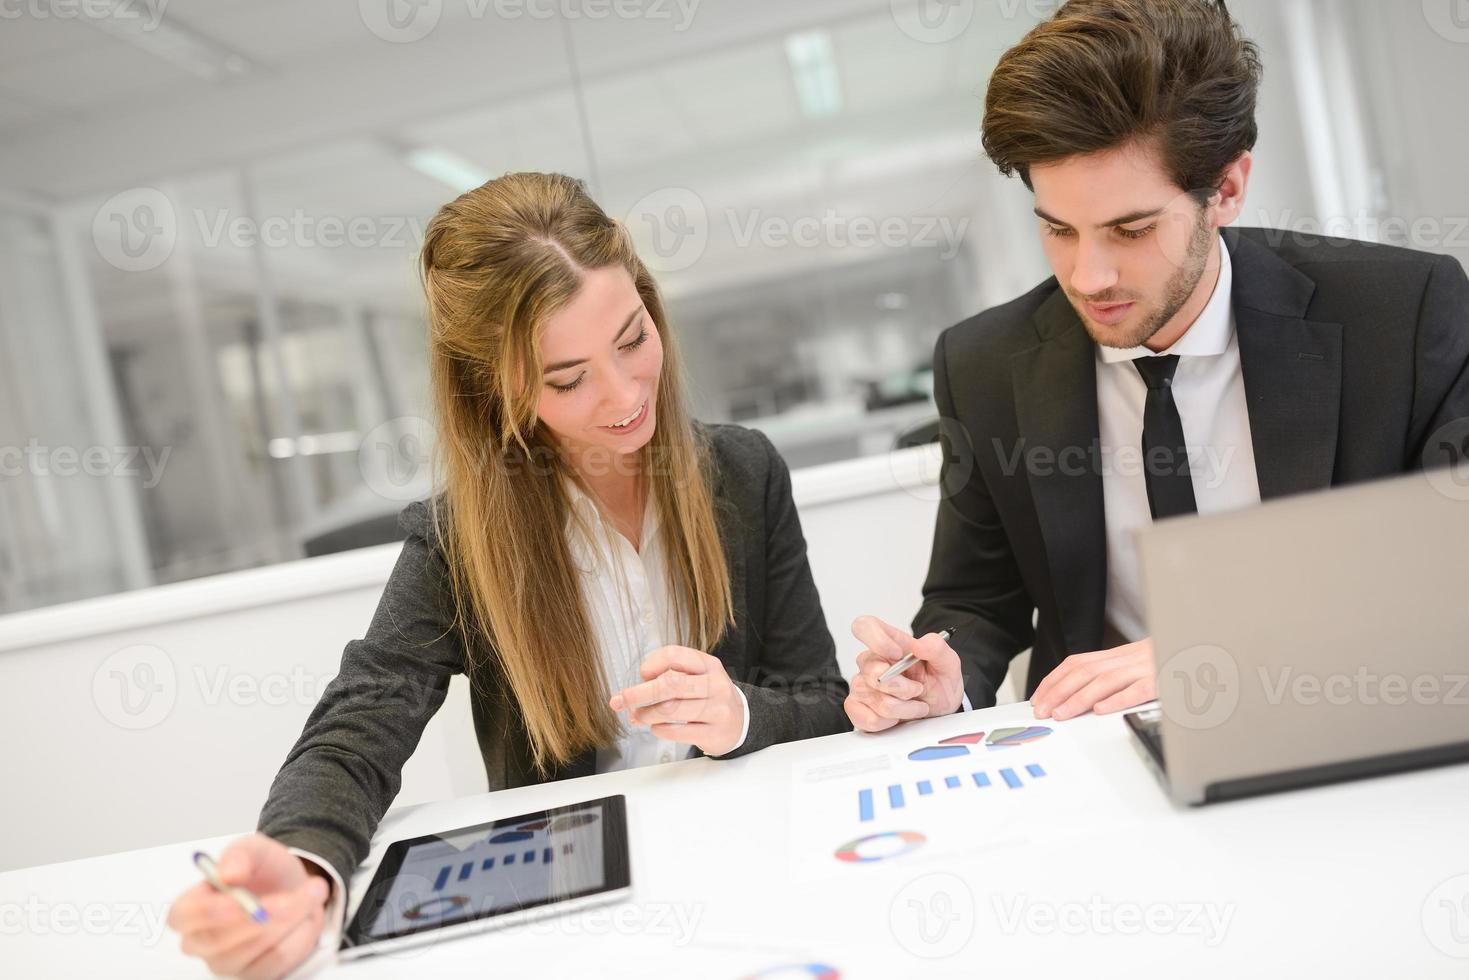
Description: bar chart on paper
xmin=857 ymin=763 xmax=1048 ymax=823
xmin=789 ymin=720 xmax=1120 ymax=880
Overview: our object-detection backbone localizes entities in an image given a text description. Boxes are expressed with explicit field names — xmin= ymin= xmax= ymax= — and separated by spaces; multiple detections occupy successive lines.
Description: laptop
xmin=1125 ymin=466 xmax=1469 ymax=805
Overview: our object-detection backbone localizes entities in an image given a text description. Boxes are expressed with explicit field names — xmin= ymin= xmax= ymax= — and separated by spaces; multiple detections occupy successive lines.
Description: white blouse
xmin=561 ymin=477 xmax=749 ymax=771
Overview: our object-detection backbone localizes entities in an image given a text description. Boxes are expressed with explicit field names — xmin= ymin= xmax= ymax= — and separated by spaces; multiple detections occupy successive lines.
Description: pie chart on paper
xmin=986 ymin=726 xmax=1053 ymax=748
xmin=907 ymin=744 xmax=971 ymax=762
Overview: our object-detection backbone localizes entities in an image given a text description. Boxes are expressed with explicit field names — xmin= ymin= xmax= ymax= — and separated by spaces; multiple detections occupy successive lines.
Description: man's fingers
xmin=851 ymin=675 xmax=931 ymax=720
xmin=874 ymin=693 xmax=931 ymax=720
xmin=1031 ymin=657 xmax=1090 ymax=715
xmin=875 ymin=672 xmax=924 ymax=700
xmin=844 ymin=694 xmax=900 ymax=733
xmin=1052 ymin=672 xmax=1137 ymax=721
xmin=1092 ymin=678 xmax=1157 ymax=715
xmin=850 ymin=616 xmax=910 ymax=662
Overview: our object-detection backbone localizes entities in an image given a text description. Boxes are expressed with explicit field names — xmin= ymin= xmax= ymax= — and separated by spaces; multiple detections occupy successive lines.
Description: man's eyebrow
xmin=542 ymin=306 xmax=643 ymax=374
xmin=1033 ymin=206 xmax=1167 ymax=229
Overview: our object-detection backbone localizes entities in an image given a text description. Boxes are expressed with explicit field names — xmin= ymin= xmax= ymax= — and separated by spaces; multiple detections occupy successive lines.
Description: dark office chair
xmin=893 ymin=416 xmax=942 ymax=450
xmin=302 ymin=513 xmax=409 ymax=558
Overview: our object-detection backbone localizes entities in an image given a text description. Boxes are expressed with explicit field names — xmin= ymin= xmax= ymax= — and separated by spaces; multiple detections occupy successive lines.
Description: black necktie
xmin=1133 ymin=355 xmax=1198 ymax=520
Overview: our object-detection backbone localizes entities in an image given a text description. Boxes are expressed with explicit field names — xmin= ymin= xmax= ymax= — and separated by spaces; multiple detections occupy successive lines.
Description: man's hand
xmin=609 ymin=646 xmax=746 ymax=757
xmin=1031 ymin=637 xmax=1157 ymax=720
xmin=844 ymin=616 xmax=965 ymax=733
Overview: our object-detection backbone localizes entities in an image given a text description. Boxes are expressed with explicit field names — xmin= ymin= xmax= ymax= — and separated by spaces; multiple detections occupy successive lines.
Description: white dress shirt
xmin=284 ymin=479 xmax=748 ymax=977
xmin=1095 ymin=234 xmax=1262 ymax=643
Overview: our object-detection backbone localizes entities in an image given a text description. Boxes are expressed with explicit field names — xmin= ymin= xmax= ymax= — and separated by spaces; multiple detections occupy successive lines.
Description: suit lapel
xmin=1225 ymin=228 xmax=1344 ymax=500
xmin=1011 ymin=289 xmax=1108 ymax=654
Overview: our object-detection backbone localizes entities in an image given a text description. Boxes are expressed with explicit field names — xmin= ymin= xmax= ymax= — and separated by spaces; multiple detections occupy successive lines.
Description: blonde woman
xmin=167 ymin=172 xmax=851 ymax=979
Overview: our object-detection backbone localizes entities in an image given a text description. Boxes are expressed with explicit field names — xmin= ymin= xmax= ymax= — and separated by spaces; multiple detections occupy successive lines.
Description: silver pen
xmin=878 ymin=628 xmax=952 ymax=685
xmin=193 ymin=851 xmax=270 ymax=924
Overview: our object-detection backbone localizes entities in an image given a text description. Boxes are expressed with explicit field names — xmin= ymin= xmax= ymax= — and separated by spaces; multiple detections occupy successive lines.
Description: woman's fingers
xmin=611 ymin=668 xmax=709 ymax=713
xmin=629 ymin=695 xmax=710 ymax=725
xmin=636 ymin=645 xmax=709 ymax=680
xmin=195 ymin=878 xmax=326 ymax=977
xmin=238 ymin=900 xmax=326 ymax=980
xmin=647 ymin=721 xmax=717 ymax=744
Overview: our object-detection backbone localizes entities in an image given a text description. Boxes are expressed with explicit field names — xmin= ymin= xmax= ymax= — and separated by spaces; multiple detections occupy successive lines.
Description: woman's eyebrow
xmin=542 ymin=306 xmax=643 ymax=374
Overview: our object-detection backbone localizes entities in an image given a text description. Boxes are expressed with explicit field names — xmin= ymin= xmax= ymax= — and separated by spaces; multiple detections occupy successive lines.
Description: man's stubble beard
xmin=1080 ymin=209 xmax=1216 ymax=350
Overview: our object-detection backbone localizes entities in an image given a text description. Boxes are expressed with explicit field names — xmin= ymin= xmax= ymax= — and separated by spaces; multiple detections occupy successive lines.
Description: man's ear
xmin=1212 ymin=151 xmax=1253 ymax=227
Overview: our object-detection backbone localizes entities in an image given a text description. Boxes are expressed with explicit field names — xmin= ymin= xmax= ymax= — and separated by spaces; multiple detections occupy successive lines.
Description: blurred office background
xmin=2 ymin=0 xmax=1467 ymax=615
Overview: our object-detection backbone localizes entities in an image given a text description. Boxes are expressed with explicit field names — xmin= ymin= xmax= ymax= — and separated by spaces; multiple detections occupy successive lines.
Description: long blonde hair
xmin=418 ymin=172 xmax=734 ymax=773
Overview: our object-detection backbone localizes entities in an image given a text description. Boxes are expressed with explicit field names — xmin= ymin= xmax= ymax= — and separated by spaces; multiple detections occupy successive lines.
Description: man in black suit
xmin=844 ymin=0 xmax=1469 ymax=732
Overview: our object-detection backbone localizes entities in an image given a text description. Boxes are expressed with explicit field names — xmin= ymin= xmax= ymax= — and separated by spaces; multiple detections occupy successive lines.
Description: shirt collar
xmin=1098 ymin=233 xmax=1234 ymax=364
xmin=562 ymin=476 xmax=660 ymax=551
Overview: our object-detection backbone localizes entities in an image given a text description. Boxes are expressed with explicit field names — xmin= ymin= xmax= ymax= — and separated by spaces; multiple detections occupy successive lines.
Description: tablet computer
xmin=339 ymin=794 xmax=630 ymax=960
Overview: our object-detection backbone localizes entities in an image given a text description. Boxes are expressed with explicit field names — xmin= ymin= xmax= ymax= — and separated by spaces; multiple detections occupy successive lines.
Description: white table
xmin=6 ymin=700 xmax=1469 ymax=978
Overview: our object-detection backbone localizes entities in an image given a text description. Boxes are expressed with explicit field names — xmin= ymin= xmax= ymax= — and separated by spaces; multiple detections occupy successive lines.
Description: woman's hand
xmin=167 ymin=833 xmax=330 ymax=980
xmin=609 ymin=646 xmax=747 ymax=757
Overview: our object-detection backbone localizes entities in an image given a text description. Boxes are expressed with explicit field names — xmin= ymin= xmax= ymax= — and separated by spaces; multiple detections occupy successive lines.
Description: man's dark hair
xmin=982 ymin=0 xmax=1263 ymax=202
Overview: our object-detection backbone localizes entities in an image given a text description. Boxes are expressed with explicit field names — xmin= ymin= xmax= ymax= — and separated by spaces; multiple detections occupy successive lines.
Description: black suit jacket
xmin=257 ymin=422 xmax=849 ymax=889
xmin=913 ymin=227 xmax=1469 ymax=708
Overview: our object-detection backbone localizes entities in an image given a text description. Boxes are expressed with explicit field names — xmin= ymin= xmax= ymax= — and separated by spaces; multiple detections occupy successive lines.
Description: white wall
xmin=0 ymin=445 xmax=1026 ymax=872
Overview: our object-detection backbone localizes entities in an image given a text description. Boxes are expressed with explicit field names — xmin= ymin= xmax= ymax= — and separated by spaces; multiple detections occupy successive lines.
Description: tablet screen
xmin=342 ymin=795 xmax=629 ymax=948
